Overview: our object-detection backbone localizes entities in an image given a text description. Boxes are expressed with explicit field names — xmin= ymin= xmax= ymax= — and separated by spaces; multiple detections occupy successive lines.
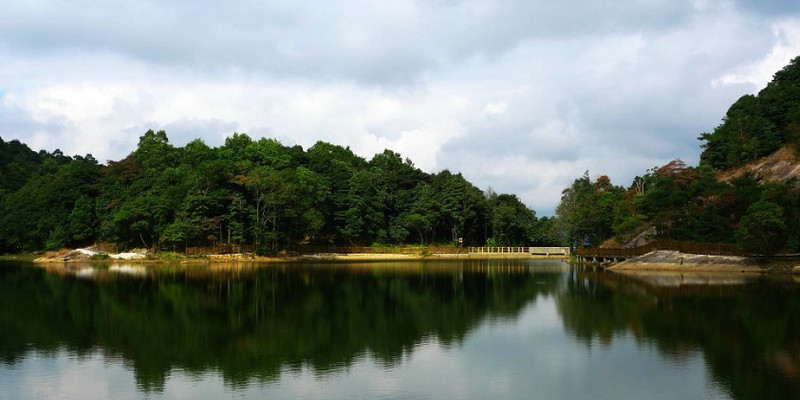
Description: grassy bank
xmin=0 ymin=253 xmax=39 ymax=262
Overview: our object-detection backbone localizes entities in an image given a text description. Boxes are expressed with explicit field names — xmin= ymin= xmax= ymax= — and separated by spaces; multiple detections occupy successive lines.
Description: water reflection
xmin=1 ymin=260 xmax=798 ymax=399
xmin=0 ymin=260 xmax=566 ymax=393
xmin=557 ymin=269 xmax=800 ymax=400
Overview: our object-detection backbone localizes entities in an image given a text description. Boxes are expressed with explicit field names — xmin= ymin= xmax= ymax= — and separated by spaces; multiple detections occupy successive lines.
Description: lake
xmin=1 ymin=259 xmax=798 ymax=400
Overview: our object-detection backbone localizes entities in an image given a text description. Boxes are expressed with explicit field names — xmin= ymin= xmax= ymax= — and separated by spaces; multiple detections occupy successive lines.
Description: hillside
xmin=699 ymin=56 xmax=800 ymax=171
xmin=559 ymin=56 xmax=800 ymax=255
xmin=717 ymin=145 xmax=800 ymax=184
xmin=0 ymin=131 xmax=561 ymax=254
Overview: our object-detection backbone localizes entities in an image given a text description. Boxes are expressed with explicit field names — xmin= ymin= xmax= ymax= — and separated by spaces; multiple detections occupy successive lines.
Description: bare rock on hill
xmin=718 ymin=145 xmax=800 ymax=184
xmin=621 ymin=226 xmax=657 ymax=248
xmin=608 ymin=250 xmax=762 ymax=272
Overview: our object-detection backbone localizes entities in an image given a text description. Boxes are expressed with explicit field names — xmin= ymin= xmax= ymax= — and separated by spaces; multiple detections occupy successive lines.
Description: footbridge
xmin=469 ymin=246 xmax=570 ymax=256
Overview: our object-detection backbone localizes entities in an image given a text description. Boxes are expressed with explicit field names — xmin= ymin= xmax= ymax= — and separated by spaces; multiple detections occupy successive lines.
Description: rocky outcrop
xmin=718 ymin=145 xmax=800 ymax=184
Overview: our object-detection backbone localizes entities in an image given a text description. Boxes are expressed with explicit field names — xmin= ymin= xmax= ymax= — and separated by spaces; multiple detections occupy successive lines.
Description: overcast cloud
xmin=2 ymin=0 xmax=800 ymax=214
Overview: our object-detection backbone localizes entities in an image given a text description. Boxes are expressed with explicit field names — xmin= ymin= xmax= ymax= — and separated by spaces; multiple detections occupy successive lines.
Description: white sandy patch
xmin=108 ymin=252 xmax=146 ymax=260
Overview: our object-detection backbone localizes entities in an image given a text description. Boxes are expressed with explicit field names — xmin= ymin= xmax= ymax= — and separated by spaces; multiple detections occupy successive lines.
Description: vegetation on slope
xmin=557 ymin=57 xmax=800 ymax=255
xmin=0 ymin=133 xmax=558 ymax=254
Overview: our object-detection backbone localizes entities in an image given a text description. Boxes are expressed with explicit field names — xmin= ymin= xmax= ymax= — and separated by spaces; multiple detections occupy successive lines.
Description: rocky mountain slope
xmin=717 ymin=145 xmax=800 ymax=184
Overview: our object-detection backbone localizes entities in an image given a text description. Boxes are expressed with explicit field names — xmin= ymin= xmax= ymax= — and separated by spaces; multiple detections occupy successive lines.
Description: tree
xmin=427 ymin=171 xmax=489 ymax=246
xmin=556 ymin=172 xmax=597 ymax=247
xmin=69 ymin=195 xmax=96 ymax=246
xmin=134 ymin=130 xmax=174 ymax=171
xmin=341 ymin=170 xmax=383 ymax=245
xmin=489 ymin=194 xmax=536 ymax=246
xmin=736 ymin=199 xmax=788 ymax=256
xmin=306 ymin=141 xmax=367 ymax=243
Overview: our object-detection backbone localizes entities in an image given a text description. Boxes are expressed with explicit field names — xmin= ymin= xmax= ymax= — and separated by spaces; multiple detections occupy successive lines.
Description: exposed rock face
xmin=608 ymin=250 xmax=762 ymax=272
xmin=718 ymin=146 xmax=800 ymax=184
xmin=621 ymin=226 xmax=657 ymax=249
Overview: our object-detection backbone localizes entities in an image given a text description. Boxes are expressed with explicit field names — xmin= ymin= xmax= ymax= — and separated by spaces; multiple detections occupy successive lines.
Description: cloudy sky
xmin=2 ymin=1 xmax=800 ymax=214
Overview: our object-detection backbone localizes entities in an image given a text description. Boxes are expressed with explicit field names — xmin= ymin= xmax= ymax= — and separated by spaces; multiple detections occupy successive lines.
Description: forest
xmin=5 ymin=57 xmax=800 ymax=256
xmin=556 ymin=56 xmax=800 ymax=256
xmin=0 ymin=131 xmax=559 ymax=254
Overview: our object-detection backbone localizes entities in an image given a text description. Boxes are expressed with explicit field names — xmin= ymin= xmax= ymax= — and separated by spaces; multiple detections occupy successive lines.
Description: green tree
xmin=737 ymin=199 xmax=788 ymax=256
xmin=69 ymin=195 xmax=96 ymax=246
xmin=556 ymin=172 xmax=597 ymax=246
xmin=341 ymin=170 xmax=383 ymax=245
xmin=135 ymin=130 xmax=175 ymax=171
xmin=306 ymin=141 xmax=367 ymax=243
xmin=489 ymin=194 xmax=536 ymax=246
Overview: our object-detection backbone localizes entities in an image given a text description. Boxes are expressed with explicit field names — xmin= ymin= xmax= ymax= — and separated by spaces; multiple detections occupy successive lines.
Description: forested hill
xmin=699 ymin=56 xmax=800 ymax=170
xmin=556 ymin=56 xmax=800 ymax=257
xmin=0 ymin=132 xmax=559 ymax=254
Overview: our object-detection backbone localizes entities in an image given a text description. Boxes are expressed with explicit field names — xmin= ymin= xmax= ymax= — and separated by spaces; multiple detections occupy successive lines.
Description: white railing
xmin=469 ymin=247 xmax=570 ymax=256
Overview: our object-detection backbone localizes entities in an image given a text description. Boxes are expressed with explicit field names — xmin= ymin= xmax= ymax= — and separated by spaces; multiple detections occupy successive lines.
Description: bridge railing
xmin=469 ymin=246 xmax=570 ymax=255
xmin=470 ymin=247 xmax=530 ymax=254
xmin=528 ymin=246 xmax=571 ymax=255
xmin=576 ymin=239 xmax=740 ymax=258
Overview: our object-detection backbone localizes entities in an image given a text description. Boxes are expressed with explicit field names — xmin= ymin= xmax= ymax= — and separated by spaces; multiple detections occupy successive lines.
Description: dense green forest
xmin=6 ymin=57 xmax=800 ymax=256
xmin=0 ymin=131 xmax=559 ymax=254
xmin=557 ymin=56 xmax=800 ymax=255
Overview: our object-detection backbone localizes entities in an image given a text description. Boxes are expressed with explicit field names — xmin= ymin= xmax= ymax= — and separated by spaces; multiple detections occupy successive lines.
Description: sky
xmin=2 ymin=1 xmax=800 ymax=215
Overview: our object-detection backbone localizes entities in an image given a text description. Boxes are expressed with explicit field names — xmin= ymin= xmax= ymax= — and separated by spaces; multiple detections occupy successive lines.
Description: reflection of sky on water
xmin=1 ymin=295 xmax=731 ymax=400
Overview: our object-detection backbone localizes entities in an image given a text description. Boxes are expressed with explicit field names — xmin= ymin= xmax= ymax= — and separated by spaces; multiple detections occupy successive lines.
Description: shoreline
xmin=607 ymin=262 xmax=765 ymax=273
xmin=604 ymin=250 xmax=799 ymax=274
xmin=16 ymin=251 xmax=568 ymax=264
xmin=7 ymin=249 xmax=798 ymax=274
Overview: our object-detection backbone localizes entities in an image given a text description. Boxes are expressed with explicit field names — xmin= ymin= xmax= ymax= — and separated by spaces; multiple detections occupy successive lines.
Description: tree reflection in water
xmin=0 ymin=260 xmax=564 ymax=391
xmin=1 ymin=261 xmax=798 ymax=399
xmin=557 ymin=269 xmax=800 ymax=400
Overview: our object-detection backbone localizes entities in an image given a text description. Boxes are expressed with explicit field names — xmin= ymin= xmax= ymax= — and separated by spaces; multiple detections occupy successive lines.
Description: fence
xmin=289 ymin=246 xmax=470 ymax=255
xmin=469 ymin=247 xmax=529 ymax=254
xmin=185 ymin=244 xmax=255 ymax=255
xmin=576 ymin=239 xmax=741 ymax=259
xmin=182 ymin=245 xmax=566 ymax=256
xmin=469 ymin=246 xmax=570 ymax=255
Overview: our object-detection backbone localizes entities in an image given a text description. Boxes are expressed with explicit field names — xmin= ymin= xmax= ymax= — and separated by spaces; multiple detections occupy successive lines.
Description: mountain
xmin=700 ymin=56 xmax=800 ymax=171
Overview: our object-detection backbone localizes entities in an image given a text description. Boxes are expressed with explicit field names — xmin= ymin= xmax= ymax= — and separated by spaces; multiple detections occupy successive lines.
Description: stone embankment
xmin=608 ymin=250 xmax=764 ymax=273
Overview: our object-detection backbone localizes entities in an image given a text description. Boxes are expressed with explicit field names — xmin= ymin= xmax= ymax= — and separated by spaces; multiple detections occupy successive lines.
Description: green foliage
xmin=69 ymin=195 xmax=97 ymax=245
xmin=0 ymin=261 xmax=561 ymax=390
xmin=1 ymin=130 xmax=543 ymax=253
xmin=556 ymin=172 xmax=624 ymax=246
xmin=736 ymin=199 xmax=788 ymax=256
xmin=553 ymin=157 xmax=800 ymax=253
xmin=489 ymin=193 xmax=536 ymax=246
xmin=0 ymin=149 xmax=100 ymax=252
xmin=700 ymin=56 xmax=800 ymax=170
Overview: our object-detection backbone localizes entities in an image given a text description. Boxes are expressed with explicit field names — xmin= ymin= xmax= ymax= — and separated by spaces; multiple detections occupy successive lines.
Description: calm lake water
xmin=1 ymin=259 xmax=798 ymax=400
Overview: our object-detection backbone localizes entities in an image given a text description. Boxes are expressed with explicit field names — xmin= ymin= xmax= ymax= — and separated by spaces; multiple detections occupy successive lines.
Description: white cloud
xmin=712 ymin=19 xmax=800 ymax=90
xmin=483 ymin=102 xmax=508 ymax=115
xmin=1 ymin=0 xmax=800 ymax=214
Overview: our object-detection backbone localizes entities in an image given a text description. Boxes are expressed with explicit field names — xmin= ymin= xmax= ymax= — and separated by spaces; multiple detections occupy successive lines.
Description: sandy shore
xmin=30 ymin=250 xmax=567 ymax=264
